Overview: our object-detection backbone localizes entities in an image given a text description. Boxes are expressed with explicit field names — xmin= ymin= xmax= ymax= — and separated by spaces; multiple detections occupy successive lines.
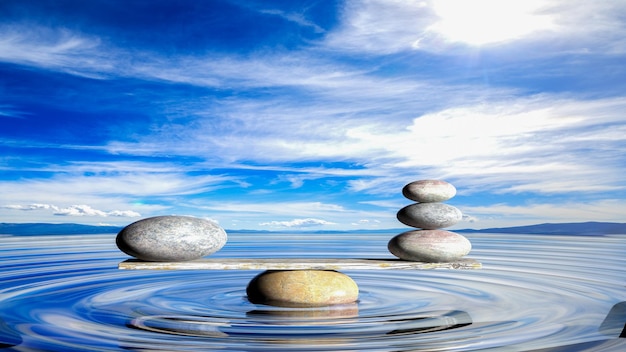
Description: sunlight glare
xmin=429 ymin=0 xmax=555 ymax=45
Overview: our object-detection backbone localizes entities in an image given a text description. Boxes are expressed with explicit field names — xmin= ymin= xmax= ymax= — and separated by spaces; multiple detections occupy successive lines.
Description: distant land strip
xmin=1 ymin=221 xmax=625 ymax=236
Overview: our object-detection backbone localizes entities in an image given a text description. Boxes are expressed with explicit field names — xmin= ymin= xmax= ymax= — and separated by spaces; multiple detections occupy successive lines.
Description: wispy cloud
xmin=351 ymin=219 xmax=381 ymax=226
xmin=259 ymin=9 xmax=325 ymax=33
xmin=425 ymin=1 xmax=557 ymax=46
xmin=0 ymin=105 xmax=29 ymax=119
xmin=0 ymin=25 xmax=112 ymax=79
xmin=1 ymin=171 xmax=234 ymax=199
xmin=323 ymin=0 xmax=435 ymax=54
xmin=260 ymin=218 xmax=336 ymax=228
xmin=0 ymin=164 xmax=239 ymax=224
xmin=193 ymin=201 xmax=347 ymax=216
xmin=342 ymin=96 xmax=626 ymax=194
xmin=324 ymin=0 xmax=626 ymax=54
xmin=3 ymin=203 xmax=140 ymax=217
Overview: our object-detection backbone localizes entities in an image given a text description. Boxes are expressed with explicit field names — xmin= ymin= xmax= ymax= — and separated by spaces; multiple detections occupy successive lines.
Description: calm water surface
xmin=0 ymin=232 xmax=624 ymax=351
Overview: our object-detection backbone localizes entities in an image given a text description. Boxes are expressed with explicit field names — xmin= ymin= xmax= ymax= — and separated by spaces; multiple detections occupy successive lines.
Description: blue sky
xmin=1 ymin=0 xmax=625 ymax=231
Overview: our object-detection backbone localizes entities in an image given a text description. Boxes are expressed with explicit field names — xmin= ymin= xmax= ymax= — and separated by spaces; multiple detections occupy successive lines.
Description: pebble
xmin=397 ymin=203 xmax=462 ymax=229
xmin=402 ymin=180 xmax=456 ymax=203
xmin=116 ymin=215 xmax=227 ymax=262
xmin=387 ymin=229 xmax=471 ymax=262
xmin=246 ymin=270 xmax=359 ymax=307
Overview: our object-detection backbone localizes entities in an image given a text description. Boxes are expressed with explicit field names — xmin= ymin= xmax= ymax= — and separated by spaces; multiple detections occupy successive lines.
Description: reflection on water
xmin=0 ymin=232 xmax=624 ymax=351
xmin=600 ymin=302 xmax=626 ymax=338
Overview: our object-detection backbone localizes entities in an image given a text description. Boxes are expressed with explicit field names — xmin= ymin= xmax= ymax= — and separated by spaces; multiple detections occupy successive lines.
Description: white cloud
xmin=195 ymin=201 xmax=347 ymax=217
xmin=3 ymin=203 xmax=141 ymax=218
xmin=259 ymin=218 xmax=336 ymax=228
xmin=426 ymin=0 xmax=556 ymax=46
xmin=0 ymin=170 xmax=233 ymax=200
xmin=351 ymin=219 xmax=381 ymax=226
xmin=106 ymin=210 xmax=142 ymax=217
xmin=0 ymin=25 xmax=110 ymax=78
xmin=0 ymin=104 xmax=29 ymax=119
xmin=324 ymin=0 xmax=434 ymax=54
xmin=323 ymin=0 xmax=626 ymax=54
xmin=54 ymin=205 xmax=108 ymax=217
xmin=3 ymin=203 xmax=55 ymax=211
xmin=462 ymin=214 xmax=479 ymax=223
xmin=341 ymin=96 xmax=626 ymax=195
xmin=259 ymin=9 xmax=325 ymax=33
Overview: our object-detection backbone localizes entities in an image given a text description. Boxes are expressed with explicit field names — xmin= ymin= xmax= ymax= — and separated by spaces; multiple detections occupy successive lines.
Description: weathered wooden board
xmin=118 ymin=258 xmax=481 ymax=270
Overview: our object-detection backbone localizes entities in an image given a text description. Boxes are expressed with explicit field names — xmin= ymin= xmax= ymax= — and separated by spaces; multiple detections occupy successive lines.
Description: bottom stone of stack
xmin=388 ymin=229 xmax=471 ymax=263
xmin=246 ymin=270 xmax=359 ymax=307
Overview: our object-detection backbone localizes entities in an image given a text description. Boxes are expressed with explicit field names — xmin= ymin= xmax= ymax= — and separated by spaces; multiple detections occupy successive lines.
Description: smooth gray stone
xmin=397 ymin=203 xmax=462 ymax=229
xmin=388 ymin=230 xmax=471 ymax=262
xmin=402 ymin=180 xmax=456 ymax=203
xmin=116 ymin=215 xmax=227 ymax=262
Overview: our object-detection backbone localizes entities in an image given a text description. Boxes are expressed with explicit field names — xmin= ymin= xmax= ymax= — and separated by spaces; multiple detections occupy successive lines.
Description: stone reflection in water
xmin=0 ymin=316 xmax=22 ymax=348
xmin=129 ymin=315 xmax=230 ymax=337
xmin=247 ymin=303 xmax=359 ymax=321
xmin=600 ymin=301 xmax=626 ymax=338
xmin=385 ymin=310 xmax=472 ymax=335
xmin=246 ymin=304 xmax=359 ymax=346
xmin=241 ymin=308 xmax=474 ymax=348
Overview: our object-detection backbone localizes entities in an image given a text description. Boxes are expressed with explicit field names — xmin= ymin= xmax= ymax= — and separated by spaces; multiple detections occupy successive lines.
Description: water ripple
xmin=0 ymin=233 xmax=624 ymax=351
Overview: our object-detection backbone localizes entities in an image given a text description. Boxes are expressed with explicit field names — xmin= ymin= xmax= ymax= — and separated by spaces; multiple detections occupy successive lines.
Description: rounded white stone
xmin=397 ymin=203 xmax=462 ymax=229
xmin=402 ymin=180 xmax=456 ymax=203
xmin=388 ymin=230 xmax=471 ymax=262
xmin=116 ymin=215 xmax=227 ymax=262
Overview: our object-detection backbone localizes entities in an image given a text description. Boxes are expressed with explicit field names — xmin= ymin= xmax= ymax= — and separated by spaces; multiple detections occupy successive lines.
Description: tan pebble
xmin=246 ymin=270 xmax=359 ymax=307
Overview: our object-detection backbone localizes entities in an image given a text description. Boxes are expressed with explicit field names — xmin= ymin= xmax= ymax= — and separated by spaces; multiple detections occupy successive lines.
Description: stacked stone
xmin=388 ymin=180 xmax=472 ymax=262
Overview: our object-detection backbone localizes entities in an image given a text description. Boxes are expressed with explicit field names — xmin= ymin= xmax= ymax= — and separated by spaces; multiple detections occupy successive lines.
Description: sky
xmin=1 ymin=0 xmax=626 ymax=231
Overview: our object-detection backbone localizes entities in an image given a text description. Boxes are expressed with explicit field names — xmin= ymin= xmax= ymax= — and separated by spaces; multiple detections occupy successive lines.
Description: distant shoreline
xmin=1 ymin=221 xmax=625 ymax=236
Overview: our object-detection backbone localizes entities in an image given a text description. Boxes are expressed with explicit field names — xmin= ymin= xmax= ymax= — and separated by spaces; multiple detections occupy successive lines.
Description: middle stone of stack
xmin=388 ymin=180 xmax=471 ymax=262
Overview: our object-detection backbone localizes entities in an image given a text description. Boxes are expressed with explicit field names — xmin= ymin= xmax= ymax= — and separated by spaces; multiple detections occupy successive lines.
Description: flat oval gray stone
xmin=397 ymin=203 xmax=462 ymax=229
xmin=388 ymin=230 xmax=471 ymax=262
xmin=402 ymin=180 xmax=456 ymax=203
xmin=116 ymin=216 xmax=227 ymax=262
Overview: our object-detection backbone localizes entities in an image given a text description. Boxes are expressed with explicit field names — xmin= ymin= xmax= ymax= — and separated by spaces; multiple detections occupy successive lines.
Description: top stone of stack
xmin=402 ymin=180 xmax=456 ymax=203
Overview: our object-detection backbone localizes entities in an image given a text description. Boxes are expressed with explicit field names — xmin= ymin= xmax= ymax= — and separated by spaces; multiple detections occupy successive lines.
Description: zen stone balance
xmin=116 ymin=181 xmax=478 ymax=307
xmin=388 ymin=180 xmax=472 ymax=262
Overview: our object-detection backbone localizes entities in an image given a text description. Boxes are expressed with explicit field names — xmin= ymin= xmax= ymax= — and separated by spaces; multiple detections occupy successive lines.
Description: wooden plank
xmin=118 ymin=258 xmax=481 ymax=270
